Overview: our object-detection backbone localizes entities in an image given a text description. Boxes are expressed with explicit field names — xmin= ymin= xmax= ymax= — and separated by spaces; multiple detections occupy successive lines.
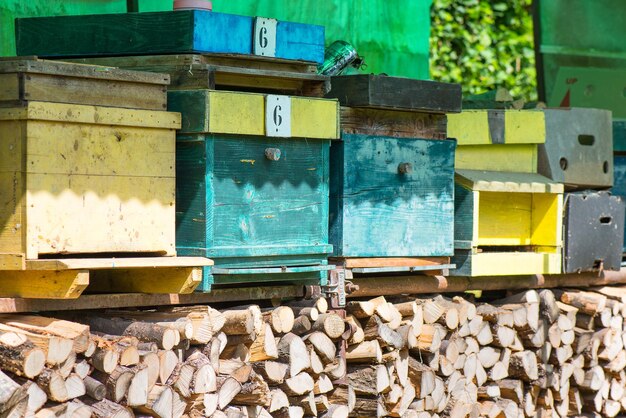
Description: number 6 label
xmin=253 ymin=17 xmax=277 ymax=57
xmin=266 ymin=95 xmax=291 ymax=137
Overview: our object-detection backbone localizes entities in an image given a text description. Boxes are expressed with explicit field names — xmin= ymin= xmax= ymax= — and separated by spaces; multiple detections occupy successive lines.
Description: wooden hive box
xmin=0 ymin=57 xmax=169 ymax=110
xmin=326 ymin=75 xmax=460 ymax=258
xmin=563 ymin=191 xmax=625 ymax=273
xmin=170 ymin=90 xmax=339 ymax=290
xmin=447 ymin=109 xmax=546 ymax=173
xmin=538 ymin=108 xmax=613 ymax=188
xmin=452 ymin=170 xmax=564 ymax=276
xmin=15 ymin=10 xmax=324 ymax=63
xmin=0 ymin=101 xmax=180 ymax=265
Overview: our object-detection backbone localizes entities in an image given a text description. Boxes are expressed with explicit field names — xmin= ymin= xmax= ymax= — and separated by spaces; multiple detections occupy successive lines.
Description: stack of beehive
xmin=0 ymin=299 xmax=357 ymax=417
xmin=14 ymin=9 xmax=337 ymax=293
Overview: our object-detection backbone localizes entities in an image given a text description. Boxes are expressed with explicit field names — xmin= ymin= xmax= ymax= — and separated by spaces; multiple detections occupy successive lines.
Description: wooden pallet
xmin=0 ymin=256 xmax=211 ymax=299
xmin=63 ymin=54 xmax=329 ymax=97
xmin=331 ymin=257 xmax=454 ymax=275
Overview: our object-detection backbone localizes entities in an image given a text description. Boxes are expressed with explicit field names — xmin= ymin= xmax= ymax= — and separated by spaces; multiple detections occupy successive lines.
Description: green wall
xmin=2 ymin=0 xmax=431 ymax=80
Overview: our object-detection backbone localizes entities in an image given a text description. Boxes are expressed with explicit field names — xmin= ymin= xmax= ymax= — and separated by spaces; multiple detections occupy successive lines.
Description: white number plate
xmin=253 ymin=17 xmax=277 ymax=58
xmin=266 ymin=95 xmax=291 ymax=137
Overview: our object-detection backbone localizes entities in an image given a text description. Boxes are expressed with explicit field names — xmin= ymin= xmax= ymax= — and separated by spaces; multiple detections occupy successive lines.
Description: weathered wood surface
xmin=329 ymin=134 xmax=455 ymax=257
xmin=562 ymin=191 xmax=625 ymax=273
xmin=339 ymin=107 xmax=447 ymax=139
xmin=538 ymin=108 xmax=613 ymax=188
xmin=0 ymin=101 xmax=179 ymax=260
xmin=449 ymin=110 xmax=545 ymax=173
xmin=326 ymin=75 xmax=461 ymax=113
xmin=16 ymin=10 xmax=325 ymax=63
xmin=63 ymin=54 xmax=327 ymax=96
xmin=0 ymin=58 xmax=168 ymax=110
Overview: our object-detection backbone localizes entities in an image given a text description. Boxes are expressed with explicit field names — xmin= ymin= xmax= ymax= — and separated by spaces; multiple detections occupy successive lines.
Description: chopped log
xmin=0 ymin=331 xmax=46 ymax=378
xmin=508 ymin=351 xmax=539 ymax=381
xmin=84 ymin=375 xmax=106 ymax=401
xmin=325 ymin=356 xmax=347 ymax=381
xmin=65 ymin=373 xmax=86 ymax=399
xmin=0 ymin=370 xmax=28 ymax=415
xmin=291 ymin=315 xmax=312 ymax=336
xmin=346 ymin=300 xmax=376 ymax=319
xmin=83 ymin=398 xmax=134 ymax=418
xmin=307 ymin=331 xmax=337 ymax=364
xmin=363 ymin=315 xmax=403 ymax=349
xmin=135 ymin=384 xmax=173 ymax=418
xmin=554 ymin=290 xmax=607 ymax=315
xmin=93 ymin=366 xmax=133 ymax=403
xmin=83 ymin=317 xmax=178 ymax=350
xmin=291 ymin=307 xmax=319 ymax=322
xmin=125 ymin=364 xmax=149 ymax=406
xmin=233 ymin=373 xmax=271 ymax=406
xmin=312 ymin=314 xmax=345 ymax=339
xmin=249 ymin=323 xmax=278 ymax=362
xmin=310 ymin=346 xmax=325 ymax=375
xmin=276 ymin=333 xmax=310 ymax=377
xmin=221 ymin=309 xmax=255 ymax=335
xmin=407 ymin=357 xmax=436 ymax=398
xmin=263 ymin=306 xmax=295 ymax=334
xmin=346 ymin=340 xmax=382 ymax=363
xmin=0 ymin=323 xmax=73 ymax=366
xmin=216 ymin=376 xmax=242 ymax=409
xmin=0 ymin=314 xmax=90 ymax=354
xmin=314 ymin=373 xmax=334 ymax=395
xmin=269 ymin=388 xmax=289 ymax=412
xmin=252 ymin=361 xmax=288 ymax=385
xmin=16 ymin=378 xmax=47 ymax=414
xmin=158 ymin=350 xmax=178 ymax=384
xmin=291 ymin=392 xmax=316 ymax=416
xmin=73 ymin=359 xmax=90 ymax=379
xmin=36 ymin=369 xmax=67 ymax=402
xmin=347 ymin=364 xmax=390 ymax=395
xmin=281 ymin=372 xmax=315 ymax=396
xmin=91 ymin=341 xmax=120 ymax=374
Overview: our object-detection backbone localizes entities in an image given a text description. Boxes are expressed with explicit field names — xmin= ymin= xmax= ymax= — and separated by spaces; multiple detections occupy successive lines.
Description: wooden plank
xmin=326 ymin=75 xmax=461 ymax=113
xmin=348 ymin=268 xmax=626 ymax=297
xmin=0 ymin=73 xmax=20 ymax=101
xmin=456 ymin=144 xmax=538 ymax=173
xmin=340 ymin=107 xmax=447 ymax=139
xmin=0 ymin=285 xmax=305 ymax=313
xmin=336 ymin=257 xmax=450 ymax=269
xmin=451 ymin=251 xmax=562 ymax=277
xmin=0 ymin=254 xmax=25 ymax=270
xmin=350 ymin=264 xmax=454 ymax=274
xmin=88 ymin=267 xmax=202 ymax=294
xmin=211 ymin=265 xmax=333 ymax=275
xmin=456 ymin=170 xmax=564 ymax=193
xmin=25 ymin=256 xmax=212 ymax=271
xmin=0 ymin=270 xmax=88 ymax=299
xmin=0 ymin=101 xmax=180 ymax=129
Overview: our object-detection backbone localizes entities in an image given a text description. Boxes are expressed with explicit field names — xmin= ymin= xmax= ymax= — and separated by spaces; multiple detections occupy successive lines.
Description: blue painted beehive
xmin=326 ymin=75 xmax=461 ymax=258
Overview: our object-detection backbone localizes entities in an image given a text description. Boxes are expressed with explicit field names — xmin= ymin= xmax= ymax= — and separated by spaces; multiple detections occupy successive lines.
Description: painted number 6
xmin=266 ymin=95 xmax=291 ymax=137
xmin=253 ymin=17 xmax=277 ymax=57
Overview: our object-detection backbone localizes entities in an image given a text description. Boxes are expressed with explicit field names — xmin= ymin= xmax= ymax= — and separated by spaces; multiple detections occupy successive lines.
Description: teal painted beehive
xmin=170 ymin=90 xmax=339 ymax=290
xmin=327 ymin=75 xmax=461 ymax=258
xmin=16 ymin=10 xmax=324 ymax=63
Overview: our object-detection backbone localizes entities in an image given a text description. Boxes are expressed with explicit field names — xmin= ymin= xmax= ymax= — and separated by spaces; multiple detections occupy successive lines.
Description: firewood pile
xmin=1 ymin=287 xmax=626 ymax=417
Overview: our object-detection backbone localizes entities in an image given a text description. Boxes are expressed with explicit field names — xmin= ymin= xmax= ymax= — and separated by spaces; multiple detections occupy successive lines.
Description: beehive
xmin=0 ymin=101 xmax=180 ymax=262
xmin=452 ymin=170 xmax=564 ymax=276
xmin=327 ymin=75 xmax=460 ymax=258
xmin=448 ymin=110 xmax=546 ymax=173
xmin=170 ymin=90 xmax=338 ymax=289
xmin=15 ymin=11 xmax=324 ymax=63
xmin=539 ymin=108 xmax=613 ymax=188
xmin=563 ymin=191 xmax=625 ymax=273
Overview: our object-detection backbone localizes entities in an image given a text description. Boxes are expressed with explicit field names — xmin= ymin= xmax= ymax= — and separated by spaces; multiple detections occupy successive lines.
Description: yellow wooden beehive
xmin=0 ymin=101 xmax=181 ymax=266
xmin=448 ymin=110 xmax=546 ymax=173
xmin=452 ymin=170 xmax=564 ymax=276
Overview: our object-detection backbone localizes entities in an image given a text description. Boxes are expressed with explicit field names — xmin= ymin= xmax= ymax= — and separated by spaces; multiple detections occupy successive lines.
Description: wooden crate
xmin=0 ymin=101 xmax=180 ymax=264
xmin=171 ymin=90 xmax=339 ymax=290
xmin=63 ymin=54 xmax=328 ymax=97
xmin=452 ymin=170 xmax=564 ymax=276
xmin=563 ymin=191 xmax=625 ymax=273
xmin=330 ymin=134 xmax=456 ymax=257
xmin=448 ymin=110 xmax=546 ymax=173
xmin=16 ymin=10 xmax=324 ymax=63
xmin=326 ymin=75 xmax=461 ymax=113
xmin=0 ymin=57 xmax=169 ymax=110
xmin=538 ymin=108 xmax=613 ymax=188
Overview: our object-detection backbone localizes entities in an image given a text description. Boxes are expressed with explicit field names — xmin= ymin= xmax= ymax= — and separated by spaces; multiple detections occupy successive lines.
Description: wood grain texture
xmin=330 ymin=134 xmax=455 ymax=257
xmin=339 ymin=107 xmax=447 ymax=139
xmin=456 ymin=144 xmax=538 ymax=173
xmin=0 ymin=102 xmax=178 ymax=259
xmin=326 ymin=75 xmax=461 ymax=113
xmin=16 ymin=11 xmax=324 ymax=63
xmin=0 ymin=270 xmax=89 ymax=299
xmin=168 ymin=90 xmax=339 ymax=138
xmin=176 ymin=134 xmax=331 ymax=279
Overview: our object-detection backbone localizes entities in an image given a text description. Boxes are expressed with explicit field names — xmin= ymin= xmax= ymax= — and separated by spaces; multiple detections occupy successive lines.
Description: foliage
xmin=430 ymin=0 xmax=537 ymax=101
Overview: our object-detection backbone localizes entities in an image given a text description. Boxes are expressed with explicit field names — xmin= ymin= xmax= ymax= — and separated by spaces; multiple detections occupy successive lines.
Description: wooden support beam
xmin=0 ymin=285 xmax=305 ymax=313
xmin=88 ymin=267 xmax=202 ymax=294
xmin=0 ymin=270 xmax=88 ymax=299
xmin=349 ymin=268 xmax=626 ymax=297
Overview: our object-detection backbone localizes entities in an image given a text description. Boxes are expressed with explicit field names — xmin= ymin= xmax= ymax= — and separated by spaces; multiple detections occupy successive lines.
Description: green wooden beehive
xmin=170 ymin=90 xmax=339 ymax=290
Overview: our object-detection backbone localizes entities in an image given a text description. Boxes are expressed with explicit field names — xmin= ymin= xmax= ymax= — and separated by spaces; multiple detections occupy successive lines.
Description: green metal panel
xmin=212 ymin=0 xmax=432 ymax=80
